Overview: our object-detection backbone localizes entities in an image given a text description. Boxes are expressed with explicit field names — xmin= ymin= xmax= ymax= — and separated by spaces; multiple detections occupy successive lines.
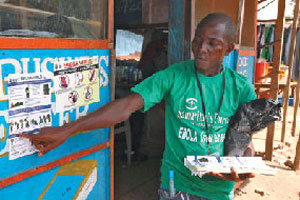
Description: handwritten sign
xmin=238 ymin=56 xmax=254 ymax=84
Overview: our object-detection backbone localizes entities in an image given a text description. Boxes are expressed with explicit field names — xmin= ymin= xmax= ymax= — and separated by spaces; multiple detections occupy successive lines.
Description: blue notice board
xmin=0 ymin=49 xmax=111 ymax=200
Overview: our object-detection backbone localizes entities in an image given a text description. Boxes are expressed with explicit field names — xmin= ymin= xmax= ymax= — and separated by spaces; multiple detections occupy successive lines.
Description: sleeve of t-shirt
xmin=131 ymin=68 xmax=173 ymax=112
xmin=239 ymin=80 xmax=257 ymax=106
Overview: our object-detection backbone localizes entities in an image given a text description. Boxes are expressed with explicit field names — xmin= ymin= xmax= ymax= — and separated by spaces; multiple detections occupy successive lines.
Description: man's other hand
xmin=19 ymin=126 xmax=71 ymax=157
xmin=208 ymin=167 xmax=255 ymax=182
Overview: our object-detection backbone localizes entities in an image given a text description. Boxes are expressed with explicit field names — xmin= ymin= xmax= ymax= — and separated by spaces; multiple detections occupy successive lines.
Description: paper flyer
xmin=7 ymin=73 xmax=53 ymax=160
xmin=54 ymin=56 xmax=100 ymax=112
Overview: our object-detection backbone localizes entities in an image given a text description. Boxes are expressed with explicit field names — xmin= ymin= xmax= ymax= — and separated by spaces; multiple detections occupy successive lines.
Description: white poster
xmin=7 ymin=73 xmax=52 ymax=160
xmin=54 ymin=57 xmax=100 ymax=112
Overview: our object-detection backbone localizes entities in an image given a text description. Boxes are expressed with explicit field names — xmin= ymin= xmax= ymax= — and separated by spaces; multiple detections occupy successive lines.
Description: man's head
xmin=192 ymin=13 xmax=236 ymax=76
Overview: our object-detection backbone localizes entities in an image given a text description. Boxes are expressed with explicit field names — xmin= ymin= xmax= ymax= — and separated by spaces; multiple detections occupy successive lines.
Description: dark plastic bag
xmin=224 ymin=98 xmax=281 ymax=156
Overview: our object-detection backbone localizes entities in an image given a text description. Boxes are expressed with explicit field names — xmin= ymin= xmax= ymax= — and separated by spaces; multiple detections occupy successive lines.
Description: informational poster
xmin=54 ymin=56 xmax=100 ymax=112
xmin=7 ymin=73 xmax=52 ymax=160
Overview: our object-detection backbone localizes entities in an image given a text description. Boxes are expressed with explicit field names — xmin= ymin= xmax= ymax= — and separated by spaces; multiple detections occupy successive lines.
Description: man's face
xmin=192 ymin=22 xmax=233 ymax=74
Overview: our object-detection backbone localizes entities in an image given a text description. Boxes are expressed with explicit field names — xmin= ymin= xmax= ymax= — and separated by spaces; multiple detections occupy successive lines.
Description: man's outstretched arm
xmin=20 ymin=93 xmax=144 ymax=156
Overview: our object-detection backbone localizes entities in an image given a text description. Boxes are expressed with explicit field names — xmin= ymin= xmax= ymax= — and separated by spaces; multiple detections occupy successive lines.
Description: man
xmin=21 ymin=13 xmax=256 ymax=200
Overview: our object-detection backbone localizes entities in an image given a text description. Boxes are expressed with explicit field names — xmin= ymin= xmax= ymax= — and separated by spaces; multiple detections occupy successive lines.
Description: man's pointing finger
xmin=19 ymin=133 xmax=44 ymax=141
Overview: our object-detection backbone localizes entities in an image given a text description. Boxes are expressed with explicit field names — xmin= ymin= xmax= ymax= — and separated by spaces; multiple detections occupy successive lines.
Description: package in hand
xmin=224 ymin=98 xmax=281 ymax=156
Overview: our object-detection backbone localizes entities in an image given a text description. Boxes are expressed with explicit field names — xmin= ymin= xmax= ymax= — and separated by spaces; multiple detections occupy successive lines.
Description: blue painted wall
xmin=0 ymin=49 xmax=111 ymax=200
xmin=0 ymin=149 xmax=111 ymax=200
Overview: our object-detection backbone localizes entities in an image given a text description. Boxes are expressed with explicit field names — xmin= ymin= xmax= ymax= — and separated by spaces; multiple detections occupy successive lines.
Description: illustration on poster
xmin=84 ymin=86 xmax=93 ymax=100
xmin=10 ymin=101 xmax=24 ymax=109
xmin=43 ymin=84 xmax=50 ymax=95
xmin=68 ymin=91 xmax=79 ymax=104
xmin=89 ymin=69 xmax=97 ymax=82
xmin=75 ymin=72 xmax=84 ymax=85
xmin=0 ymin=55 xmax=110 ymax=158
xmin=25 ymin=87 xmax=30 ymax=98
xmin=59 ymin=75 xmax=70 ymax=89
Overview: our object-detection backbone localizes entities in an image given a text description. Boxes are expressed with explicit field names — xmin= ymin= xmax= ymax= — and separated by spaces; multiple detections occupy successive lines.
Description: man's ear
xmin=225 ymin=43 xmax=235 ymax=56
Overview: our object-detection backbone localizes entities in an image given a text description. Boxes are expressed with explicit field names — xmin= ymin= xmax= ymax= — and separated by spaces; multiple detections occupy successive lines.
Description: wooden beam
xmin=294 ymin=123 xmax=300 ymax=171
xmin=108 ymin=0 xmax=114 ymax=42
xmin=235 ymin=0 xmax=246 ymax=72
xmin=291 ymin=71 xmax=300 ymax=136
xmin=265 ymin=0 xmax=286 ymax=161
xmin=108 ymin=1 xmax=114 ymax=199
xmin=109 ymin=45 xmax=115 ymax=200
xmin=258 ymin=0 xmax=269 ymax=4
xmin=281 ymin=0 xmax=300 ymax=142
xmin=236 ymin=0 xmax=245 ymax=45
xmin=211 ymin=0 xmax=216 ymax=11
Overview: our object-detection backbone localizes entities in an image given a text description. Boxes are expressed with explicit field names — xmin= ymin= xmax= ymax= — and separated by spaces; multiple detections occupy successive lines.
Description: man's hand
xmin=209 ymin=141 xmax=255 ymax=182
xmin=208 ymin=167 xmax=255 ymax=182
xmin=19 ymin=126 xmax=72 ymax=157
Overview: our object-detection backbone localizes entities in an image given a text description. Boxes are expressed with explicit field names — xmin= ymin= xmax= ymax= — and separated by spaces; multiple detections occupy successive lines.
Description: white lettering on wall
xmin=99 ymin=56 xmax=109 ymax=87
xmin=76 ymin=106 xmax=89 ymax=120
xmin=20 ymin=58 xmax=30 ymax=74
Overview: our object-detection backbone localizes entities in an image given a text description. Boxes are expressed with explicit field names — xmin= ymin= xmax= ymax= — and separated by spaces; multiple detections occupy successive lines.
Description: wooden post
xmin=291 ymin=71 xmax=300 ymax=136
xmin=211 ymin=0 xmax=216 ymax=11
xmin=265 ymin=0 xmax=286 ymax=161
xmin=108 ymin=0 xmax=114 ymax=199
xmin=109 ymin=46 xmax=115 ymax=200
xmin=294 ymin=125 xmax=300 ymax=171
xmin=108 ymin=0 xmax=114 ymax=42
xmin=235 ymin=0 xmax=245 ymax=71
xmin=236 ymin=0 xmax=245 ymax=46
xmin=281 ymin=0 xmax=300 ymax=142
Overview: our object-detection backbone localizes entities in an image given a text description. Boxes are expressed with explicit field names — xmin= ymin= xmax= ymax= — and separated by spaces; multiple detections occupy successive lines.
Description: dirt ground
xmin=234 ymin=106 xmax=300 ymax=200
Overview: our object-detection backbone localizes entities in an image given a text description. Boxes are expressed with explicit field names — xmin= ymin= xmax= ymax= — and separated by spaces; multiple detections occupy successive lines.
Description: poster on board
xmin=7 ymin=73 xmax=53 ymax=160
xmin=0 ymin=49 xmax=111 ymax=200
xmin=54 ymin=56 xmax=100 ymax=112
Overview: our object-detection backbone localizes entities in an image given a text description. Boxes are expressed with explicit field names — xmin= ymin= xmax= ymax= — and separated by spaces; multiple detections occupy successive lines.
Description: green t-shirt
xmin=131 ymin=60 xmax=257 ymax=200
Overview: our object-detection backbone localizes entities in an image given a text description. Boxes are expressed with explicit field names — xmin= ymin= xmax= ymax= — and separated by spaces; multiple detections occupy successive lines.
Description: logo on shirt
xmin=185 ymin=98 xmax=198 ymax=110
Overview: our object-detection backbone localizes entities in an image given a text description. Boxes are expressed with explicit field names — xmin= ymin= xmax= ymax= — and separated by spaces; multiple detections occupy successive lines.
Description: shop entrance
xmin=114 ymin=14 xmax=168 ymax=200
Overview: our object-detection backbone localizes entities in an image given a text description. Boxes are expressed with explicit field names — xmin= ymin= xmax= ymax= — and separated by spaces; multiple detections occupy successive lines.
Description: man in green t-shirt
xmin=21 ymin=13 xmax=256 ymax=200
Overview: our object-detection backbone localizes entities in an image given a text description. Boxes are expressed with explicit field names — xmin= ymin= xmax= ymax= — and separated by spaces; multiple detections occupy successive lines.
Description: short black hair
xmin=197 ymin=13 xmax=236 ymax=43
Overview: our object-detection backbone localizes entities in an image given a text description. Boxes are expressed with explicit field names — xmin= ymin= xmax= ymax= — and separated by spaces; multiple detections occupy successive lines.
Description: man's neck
xmin=196 ymin=66 xmax=223 ymax=76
